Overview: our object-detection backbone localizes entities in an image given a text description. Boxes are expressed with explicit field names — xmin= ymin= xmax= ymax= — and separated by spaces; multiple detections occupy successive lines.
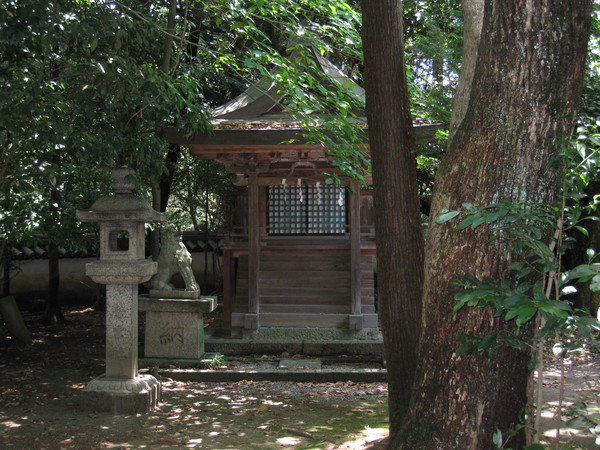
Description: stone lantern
xmin=76 ymin=168 xmax=164 ymax=413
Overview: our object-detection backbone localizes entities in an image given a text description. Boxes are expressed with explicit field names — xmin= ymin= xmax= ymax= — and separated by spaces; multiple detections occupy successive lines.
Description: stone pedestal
xmin=139 ymin=296 xmax=217 ymax=363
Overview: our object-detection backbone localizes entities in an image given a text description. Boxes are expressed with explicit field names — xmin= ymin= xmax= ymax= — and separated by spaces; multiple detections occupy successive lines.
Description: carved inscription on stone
xmin=159 ymin=324 xmax=184 ymax=346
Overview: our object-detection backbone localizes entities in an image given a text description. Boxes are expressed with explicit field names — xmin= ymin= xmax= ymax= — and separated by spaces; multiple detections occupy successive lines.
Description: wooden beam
xmin=247 ymin=175 xmax=260 ymax=322
xmin=160 ymin=123 xmax=442 ymax=150
xmin=349 ymin=180 xmax=362 ymax=318
xmin=162 ymin=127 xmax=307 ymax=147
xmin=256 ymin=177 xmax=358 ymax=187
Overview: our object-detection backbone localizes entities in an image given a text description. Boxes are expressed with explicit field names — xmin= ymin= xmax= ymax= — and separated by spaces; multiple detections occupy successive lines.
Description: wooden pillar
xmin=349 ymin=180 xmax=363 ymax=329
xmin=246 ymin=174 xmax=260 ymax=329
xmin=221 ymin=249 xmax=233 ymax=323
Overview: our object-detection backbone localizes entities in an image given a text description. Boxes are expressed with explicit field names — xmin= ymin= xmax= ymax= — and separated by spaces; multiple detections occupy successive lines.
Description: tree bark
xmin=448 ymin=0 xmax=484 ymax=142
xmin=0 ymin=296 xmax=32 ymax=345
xmin=160 ymin=0 xmax=178 ymax=74
xmin=362 ymin=0 xmax=424 ymax=436
xmin=396 ymin=1 xmax=592 ymax=448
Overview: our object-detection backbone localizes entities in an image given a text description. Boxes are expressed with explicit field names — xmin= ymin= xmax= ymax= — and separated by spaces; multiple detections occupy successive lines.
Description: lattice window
xmin=268 ymin=185 xmax=346 ymax=235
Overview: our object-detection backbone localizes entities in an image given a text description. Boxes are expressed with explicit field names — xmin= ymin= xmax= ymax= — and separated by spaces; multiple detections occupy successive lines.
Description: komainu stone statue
xmin=149 ymin=231 xmax=200 ymax=299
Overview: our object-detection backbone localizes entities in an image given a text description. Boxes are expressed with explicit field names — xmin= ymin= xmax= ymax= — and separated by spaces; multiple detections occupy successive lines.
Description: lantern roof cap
xmin=76 ymin=168 xmax=164 ymax=223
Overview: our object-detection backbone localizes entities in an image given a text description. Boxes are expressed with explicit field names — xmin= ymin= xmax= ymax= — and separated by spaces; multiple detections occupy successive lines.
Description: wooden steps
xmin=233 ymin=250 xmax=376 ymax=328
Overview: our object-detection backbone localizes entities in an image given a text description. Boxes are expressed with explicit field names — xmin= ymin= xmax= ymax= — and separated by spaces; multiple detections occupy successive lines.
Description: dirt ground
xmin=0 ymin=307 xmax=598 ymax=449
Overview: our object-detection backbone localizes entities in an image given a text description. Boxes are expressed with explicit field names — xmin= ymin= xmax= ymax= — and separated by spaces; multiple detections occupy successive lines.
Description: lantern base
xmin=79 ymin=374 xmax=161 ymax=414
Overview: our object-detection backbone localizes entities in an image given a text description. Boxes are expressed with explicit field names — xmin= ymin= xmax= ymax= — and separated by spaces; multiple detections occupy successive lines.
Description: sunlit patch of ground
xmin=323 ymin=426 xmax=388 ymax=449
xmin=537 ymin=347 xmax=599 ymax=449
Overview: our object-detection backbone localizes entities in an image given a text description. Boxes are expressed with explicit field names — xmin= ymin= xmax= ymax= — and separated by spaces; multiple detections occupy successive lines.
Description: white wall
xmin=9 ymin=254 xmax=222 ymax=306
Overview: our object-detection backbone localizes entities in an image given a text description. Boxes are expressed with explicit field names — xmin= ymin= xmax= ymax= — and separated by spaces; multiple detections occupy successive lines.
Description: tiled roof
xmin=2 ymin=232 xmax=224 ymax=260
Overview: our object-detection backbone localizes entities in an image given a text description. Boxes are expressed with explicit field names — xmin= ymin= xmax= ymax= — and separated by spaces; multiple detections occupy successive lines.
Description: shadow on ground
xmin=0 ymin=308 xmax=388 ymax=449
xmin=0 ymin=307 xmax=598 ymax=448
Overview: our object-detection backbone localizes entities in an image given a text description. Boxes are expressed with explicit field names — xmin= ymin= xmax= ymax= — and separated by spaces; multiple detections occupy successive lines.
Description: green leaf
xmin=574 ymin=225 xmax=589 ymax=236
xmin=566 ymin=416 xmax=590 ymax=428
xmin=294 ymin=86 xmax=306 ymax=99
xmin=586 ymin=248 xmax=596 ymax=262
xmin=436 ymin=210 xmax=460 ymax=224
xmin=564 ymin=264 xmax=600 ymax=283
xmin=456 ymin=334 xmax=480 ymax=356
xmin=508 ymin=262 xmax=524 ymax=271
xmin=533 ymin=281 xmax=552 ymax=302
xmin=517 ymin=267 xmax=533 ymax=279
xmin=493 ymin=428 xmax=503 ymax=449
xmin=530 ymin=240 xmax=556 ymax=263
xmin=502 ymin=294 xmax=530 ymax=309
xmin=539 ymin=303 xmax=570 ymax=320
xmin=486 ymin=208 xmax=509 ymax=223
xmin=505 ymin=304 xmax=537 ymax=327
xmin=471 ymin=215 xmax=487 ymax=228
xmin=456 ymin=343 xmax=473 ymax=357
xmin=477 ymin=332 xmax=498 ymax=352
xmin=504 ymin=214 xmax=520 ymax=223
xmin=453 ymin=299 xmax=468 ymax=314
xmin=591 ymin=274 xmax=600 ymax=292
xmin=513 ymin=239 xmax=525 ymax=254
xmin=458 ymin=214 xmax=482 ymax=230
xmin=515 ymin=306 xmax=537 ymax=327
xmin=504 ymin=306 xmax=521 ymax=322
xmin=499 ymin=334 xmax=527 ymax=350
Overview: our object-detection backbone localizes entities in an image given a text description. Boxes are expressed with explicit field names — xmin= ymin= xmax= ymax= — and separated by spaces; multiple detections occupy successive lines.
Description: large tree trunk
xmin=396 ymin=1 xmax=592 ymax=448
xmin=362 ymin=0 xmax=424 ymax=436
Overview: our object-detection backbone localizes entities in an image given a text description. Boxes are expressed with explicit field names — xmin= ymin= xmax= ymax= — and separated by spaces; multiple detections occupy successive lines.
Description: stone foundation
xmin=239 ymin=327 xmax=382 ymax=341
xmin=79 ymin=374 xmax=161 ymax=414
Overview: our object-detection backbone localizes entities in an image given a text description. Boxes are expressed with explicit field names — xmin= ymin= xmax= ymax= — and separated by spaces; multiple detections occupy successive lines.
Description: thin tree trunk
xmin=362 ymin=0 xmax=424 ymax=437
xmin=151 ymin=0 xmax=180 ymax=260
xmin=151 ymin=185 xmax=162 ymax=261
xmin=397 ymin=2 xmax=592 ymax=448
xmin=1 ymin=134 xmax=14 ymax=298
xmin=448 ymin=0 xmax=484 ymax=142
xmin=44 ymin=154 xmax=66 ymax=325
xmin=159 ymin=146 xmax=181 ymax=212
xmin=1 ymin=240 xmax=10 ymax=298
xmin=160 ymin=0 xmax=178 ymax=74
xmin=44 ymin=241 xmax=66 ymax=324
xmin=151 ymin=145 xmax=181 ymax=259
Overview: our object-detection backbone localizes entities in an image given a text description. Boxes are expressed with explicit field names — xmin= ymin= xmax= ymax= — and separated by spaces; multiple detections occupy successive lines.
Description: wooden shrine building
xmin=162 ymin=43 xmax=440 ymax=336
